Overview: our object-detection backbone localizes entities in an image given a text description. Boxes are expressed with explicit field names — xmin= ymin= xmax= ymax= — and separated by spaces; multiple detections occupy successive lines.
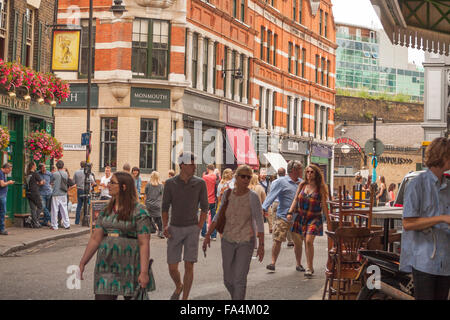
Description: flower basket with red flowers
xmin=25 ymin=130 xmax=63 ymax=163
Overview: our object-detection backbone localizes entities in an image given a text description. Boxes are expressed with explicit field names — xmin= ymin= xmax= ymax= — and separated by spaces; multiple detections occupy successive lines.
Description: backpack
xmin=58 ymin=171 xmax=68 ymax=193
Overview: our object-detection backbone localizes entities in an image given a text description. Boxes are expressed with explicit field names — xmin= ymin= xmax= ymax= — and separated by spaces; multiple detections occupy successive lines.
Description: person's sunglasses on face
xmin=238 ymin=174 xmax=252 ymax=180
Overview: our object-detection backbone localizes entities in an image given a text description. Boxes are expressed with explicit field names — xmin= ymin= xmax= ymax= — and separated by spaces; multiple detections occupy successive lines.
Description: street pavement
xmin=0 ymin=221 xmax=328 ymax=300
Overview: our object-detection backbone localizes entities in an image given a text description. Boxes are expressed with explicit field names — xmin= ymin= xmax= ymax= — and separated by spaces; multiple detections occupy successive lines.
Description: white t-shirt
xmin=100 ymin=175 xmax=111 ymax=198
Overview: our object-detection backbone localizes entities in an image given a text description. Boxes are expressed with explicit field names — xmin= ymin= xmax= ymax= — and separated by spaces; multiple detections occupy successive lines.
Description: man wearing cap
xmin=162 ymin=152 xmax=209 ymax=300
xmin=0 ymin=163 xmax=14 ymax=235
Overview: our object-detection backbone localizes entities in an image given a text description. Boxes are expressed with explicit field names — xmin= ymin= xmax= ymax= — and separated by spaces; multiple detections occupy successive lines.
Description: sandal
xmin=266 ymin=264 xmax=275 ymax=271
xmin=170 ymin=284 xmax=183 ymax=300
xmin=296 ymin=265 xmax=305 ymax=272
xmin=305 ymin=269 xmax=313 ymax=277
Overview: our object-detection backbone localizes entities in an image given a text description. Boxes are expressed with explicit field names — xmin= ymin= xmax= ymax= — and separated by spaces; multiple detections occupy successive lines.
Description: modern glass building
xmin=336 ymin=23 xmax=424 ymax=102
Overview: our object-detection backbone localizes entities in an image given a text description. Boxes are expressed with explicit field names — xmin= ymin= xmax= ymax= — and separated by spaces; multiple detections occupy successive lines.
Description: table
xmin=371 ymin=207 xmax=403 ymax=251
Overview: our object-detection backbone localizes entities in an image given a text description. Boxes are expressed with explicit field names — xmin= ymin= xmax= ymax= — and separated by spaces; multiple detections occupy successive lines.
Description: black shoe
xmin=287 ymin=241 xmax=295 ymax=247
xmin=64 ymin=227 xmax=70 ymax=230
xmin=296 ymin=265 xmax=305 ymax=272
xmin=266 ymin=264 xmax=275 ymax=271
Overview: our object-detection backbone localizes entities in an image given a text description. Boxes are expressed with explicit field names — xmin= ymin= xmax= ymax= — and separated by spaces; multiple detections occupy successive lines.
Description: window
xmin=320 ymin=107 xmax=324 ymax=140
xmin=22 ymin=8 xmax=34 ymax=67
xmin=265 ymin=89 xmax=270 ymax=128
xmin=231 ymin=50 xmax=236 ymax=99
xmin=300 ymin=100 xmax=304 ymax=134
xmin=273 ymin=34 xmax=277 ymax=66
xmin=223 ymin=46 xmax=228 ymax=97
xmin=259 ymin=86 xmax=263 ymax=126
xmin=79 ymin=19 xmax=96 ymax=78
xmin=192 ymin=33 xmax=198 ymax=88
xmin=319 ymin=9 xmax=323 ymax=36
xmin=260 ymin=26 xmax=265 ymax=60
xmin=293 ymin=98 xmax=298 ymax=135
xmin=314 ymin=104 xmax=319 ymax=138
xmin=140 ymin=119 xmax=157 ymax=171
xmin=287 ymin=96 xmax=291 ymax=133
xmin=100 ymin=118 xmax=118 ymax=170
xmin=293 ymin=0 xmax=296 ymax=21
xmin=295 ymin=45 xmax=300 ymax=75
xmin=213 ymin=42 xmax=217 ymax=93
xmin=240 ymin=0 xmax=245 ymax=22
xmin=203 ymin=38 xmax=208 ymax=91
xmin=327 ymin=60 xmax=330 ymax=87
xmin=325 ymin=108 xmax=329 ymax=139
xmin=321 ymin=58 xmax=325 ymax=85
xmin=301 ymin=48 xmax=306 ymax=78
xmin=288 ymin=42 xmax=293 ymax=73
xmin=315 ymin=55 xmax=319 ymax=83
xmin=233 ymin=0 xmax=237 ymax=18
xmin=272 ymin=91 xmax=276 ymax=128
xmin=0 ymin=0 xmax=8 ymax=60
xmin=132 ymin=19 xmax=170 ymax=79
xmin=267 ymin=30 xmax=271 ymax=64
xmin=325 ymin=12 xmax=328 ymax=38
xmin=239 ymin=54 xmax=244 ymax=101
xmin=299 ymin=0 xmax=302 ymax=24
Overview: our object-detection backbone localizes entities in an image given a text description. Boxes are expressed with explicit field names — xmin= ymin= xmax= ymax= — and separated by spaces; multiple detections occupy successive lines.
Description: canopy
xmin=263 ymin=152 xmax=288 ymax=173
xmin=225 ymin=126 xmax=259 ymax=167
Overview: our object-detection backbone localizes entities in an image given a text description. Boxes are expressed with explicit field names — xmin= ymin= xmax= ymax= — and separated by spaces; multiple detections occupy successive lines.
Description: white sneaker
xmin=211 ymin=237 xmax=217 ymax=241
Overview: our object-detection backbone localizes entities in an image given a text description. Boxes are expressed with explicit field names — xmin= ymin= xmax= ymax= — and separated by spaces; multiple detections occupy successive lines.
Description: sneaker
xmin=211 ymin=237 xmax=217 ymax=241
xmin=305 ymin=269 xmax=313 ymax=277
xmin=64 ymin=227 xmax=70 ymax=230
xmin=287 ymin=241 xmax=295 ymax=247
xmin=296 ymin=265 xmax=306 ymax=272
xmin=266 ymin=264 xmax=275 ymax=271
xmin=158 ymin=231 xmax=165 ymax=239
xmin=0 ymin=230 xmax=8 ymax=235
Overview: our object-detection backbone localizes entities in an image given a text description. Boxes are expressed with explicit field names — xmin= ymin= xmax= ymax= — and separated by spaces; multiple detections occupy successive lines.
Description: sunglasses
xmin=306 ymin=170 xmax=315 ymax=174
xmin=239 ymin=175 xmax=252 ymax=180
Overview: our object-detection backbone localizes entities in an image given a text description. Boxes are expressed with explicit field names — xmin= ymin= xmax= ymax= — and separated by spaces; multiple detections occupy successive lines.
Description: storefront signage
xmin=183 ymin=92 xmax=220 ymax=121
xmin=281 ymin=139 xmax=308 ymax=155
xmin=0 ymin=94 xmax=30 ymax=111
xmin=63 ymin=144 xmax=86 ymax=151
xmin=378 ymin=157 xmax=413 ymax=165
xmin=312 ymin=144 xmax=332 ymax=159
xmin=57 ymin=84 xmax=99 ymax=108
xmin=335 ymin=137 xmax=362 ymax=154
xmin=131 ymin=87 xmax=170 ymax=109
xmin=226 ymin=105 xmax=252 ymax=128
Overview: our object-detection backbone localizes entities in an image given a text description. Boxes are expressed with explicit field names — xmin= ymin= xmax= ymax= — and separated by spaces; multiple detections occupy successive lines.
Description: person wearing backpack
xmin=25 ymin=162 xmax=45 ymax=228
xmin=50 ymin=160 xmax=71 ymax=230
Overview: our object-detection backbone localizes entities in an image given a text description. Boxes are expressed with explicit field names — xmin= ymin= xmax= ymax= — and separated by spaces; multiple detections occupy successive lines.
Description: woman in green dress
xmin=79 ymin=171 xmax=153 ymax=300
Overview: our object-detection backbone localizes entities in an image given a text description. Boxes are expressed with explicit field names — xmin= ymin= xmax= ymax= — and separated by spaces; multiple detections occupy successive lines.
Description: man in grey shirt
xmin=162 ymin=152 xmax=208 ymax=300
xmin=50 ymin=160 xmax=70 ymax=230
xmin=73 ymin=161 xmax=96 ymax=225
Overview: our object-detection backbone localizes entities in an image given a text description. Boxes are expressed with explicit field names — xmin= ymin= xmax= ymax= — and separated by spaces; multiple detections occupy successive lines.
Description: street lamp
xmin=221 ymin=59 xmax=243 ymax=79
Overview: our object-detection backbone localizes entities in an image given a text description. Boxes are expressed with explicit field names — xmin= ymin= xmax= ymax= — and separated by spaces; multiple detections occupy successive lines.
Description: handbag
xmin=131 ymin=258 xmax=156 ymax=300
xmin=215 ymin=189 xmax=232 ymax=234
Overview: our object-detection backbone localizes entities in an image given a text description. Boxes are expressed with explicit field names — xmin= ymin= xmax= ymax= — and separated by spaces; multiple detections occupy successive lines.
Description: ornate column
xmin=207 ymin=39 xmax=215 ymax=94
xmin=289 ymin=96 xmax=295 ymax=135
xmin=261 ymin=87 xmax=267 ymax=129
xmin=186 ymin=29 xmax=193 ymax=86
xmin=226 ymin=48 xmax=232 ymax=100
xmin=268 ymin=89 xmax=273 ymax=131
xmin=242 ymin=55 xmax=249 ymax=104
xmin=234 ymin=53 xmax=240 ymax=101
xmin=197 ymin=34 xmax=204 ymax=90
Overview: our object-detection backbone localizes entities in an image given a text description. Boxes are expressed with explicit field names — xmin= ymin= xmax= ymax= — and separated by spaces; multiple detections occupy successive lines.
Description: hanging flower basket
xmin=25 ymin=130 xmax=63 ymax=163
xmin=0 ymin=126 xmax=10 ymax=151
xmin=0 ymin=59 xmax=70 ymax=104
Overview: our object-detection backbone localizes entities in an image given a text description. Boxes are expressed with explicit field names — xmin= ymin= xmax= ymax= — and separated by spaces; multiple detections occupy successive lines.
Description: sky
xmin=331 ymin=0 xmax=425 ymax=66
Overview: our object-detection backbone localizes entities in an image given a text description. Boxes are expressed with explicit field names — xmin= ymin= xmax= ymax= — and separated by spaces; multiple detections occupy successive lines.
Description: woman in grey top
xmin=203 ymin=165 xmax=265 ymax=300
xmin=145 ymin=171 xmax=164 ymax=239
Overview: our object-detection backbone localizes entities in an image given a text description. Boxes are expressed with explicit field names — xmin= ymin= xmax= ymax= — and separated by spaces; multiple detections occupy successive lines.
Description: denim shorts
xmin=167 ymin=225 xmax=201 ymax=264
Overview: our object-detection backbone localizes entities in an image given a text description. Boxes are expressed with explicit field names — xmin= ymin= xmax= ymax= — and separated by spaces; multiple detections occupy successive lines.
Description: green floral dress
xmin=94 ymin=203 xmax=153 ymax=296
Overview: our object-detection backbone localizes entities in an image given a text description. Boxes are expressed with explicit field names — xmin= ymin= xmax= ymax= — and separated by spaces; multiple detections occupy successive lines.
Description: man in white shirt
xmin=99 ymin=165 xmax=112 ymax=200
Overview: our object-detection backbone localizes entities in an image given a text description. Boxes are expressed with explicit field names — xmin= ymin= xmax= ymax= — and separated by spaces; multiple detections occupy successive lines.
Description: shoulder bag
xmin=215 ymin=189 xmax=232 ymax=234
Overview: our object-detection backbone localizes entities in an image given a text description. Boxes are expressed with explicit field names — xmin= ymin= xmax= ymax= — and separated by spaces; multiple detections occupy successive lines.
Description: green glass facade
xmin=336 ymin=32 xmax=424 ymax=102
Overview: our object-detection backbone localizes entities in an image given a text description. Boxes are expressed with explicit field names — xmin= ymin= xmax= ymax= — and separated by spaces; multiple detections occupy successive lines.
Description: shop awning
xmin=263 ymin=152 xmax=288 ymax=172
xmin=225 ymin=126 xmax=259 ymax=167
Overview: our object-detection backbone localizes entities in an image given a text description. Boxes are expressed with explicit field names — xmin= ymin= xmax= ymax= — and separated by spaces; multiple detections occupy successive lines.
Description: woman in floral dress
xmin=78 ymin=172 xmax=154 ymax=300
xmin=288 ymin=164 xmax=329 ymax=277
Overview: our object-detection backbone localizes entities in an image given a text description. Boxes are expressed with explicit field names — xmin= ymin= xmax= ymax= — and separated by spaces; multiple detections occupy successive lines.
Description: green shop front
xmin=1 ymin=94 xmax=54 ymax=227
xmin=311 ymin=144 xmax=333 ymax=184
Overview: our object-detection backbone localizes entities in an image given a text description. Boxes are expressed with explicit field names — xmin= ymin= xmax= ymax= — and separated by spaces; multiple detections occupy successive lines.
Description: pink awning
xmin=225 ymin=126 xmax=259 ymax=168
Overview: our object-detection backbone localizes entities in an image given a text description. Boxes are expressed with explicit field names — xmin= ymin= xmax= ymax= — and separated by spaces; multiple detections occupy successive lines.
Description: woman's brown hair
xmin=300 ymin=164 xmax=329 ymax=202
xmin=425 ymin=137 xmax=450 ymax=168
xmin=105 ymin=172 xmax=137 ymax=221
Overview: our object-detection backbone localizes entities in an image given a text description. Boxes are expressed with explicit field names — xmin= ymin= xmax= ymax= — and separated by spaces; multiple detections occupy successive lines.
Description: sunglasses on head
xmin=239 ymin=174 xmax=252 ymax=180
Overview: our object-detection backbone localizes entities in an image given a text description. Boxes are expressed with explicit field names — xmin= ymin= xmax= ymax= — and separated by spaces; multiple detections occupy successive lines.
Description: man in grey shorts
xmin=162 ymin=152 xmax=209 ymax=300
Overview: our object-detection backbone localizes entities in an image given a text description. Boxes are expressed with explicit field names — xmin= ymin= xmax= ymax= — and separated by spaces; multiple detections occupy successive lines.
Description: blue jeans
xmin=0 ymin=197 xmax=6 ymax=232
xmin=202 ymin=203 xmax=217 ymax=238
xmin=40 ymin=194 xmax=52 ymax=225
xmin=75 ymin=189 xmax=85 ymax=225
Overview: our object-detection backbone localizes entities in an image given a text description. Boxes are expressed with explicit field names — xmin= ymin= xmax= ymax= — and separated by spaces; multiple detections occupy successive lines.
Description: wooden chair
xmin=322 ymin=227 xmax=373 ymax=300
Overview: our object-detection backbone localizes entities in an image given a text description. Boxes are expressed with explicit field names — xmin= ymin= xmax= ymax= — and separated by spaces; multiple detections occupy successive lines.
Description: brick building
xmin=0 ymin=0 xmax=57 ymax=225
xmin=54 ymin=0 xmax=337 ymax=185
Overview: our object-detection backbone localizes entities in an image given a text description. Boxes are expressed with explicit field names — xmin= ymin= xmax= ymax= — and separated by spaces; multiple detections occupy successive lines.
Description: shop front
xmin=223 ymin=103 xmax=259 ymax=171
xmin=182 ymin=90 xmax=224 ymax=176
xmin=280 ymin=138 xmax=309 ymax=167
xmin=311 ymin=144 xmax=333 ymax=184
xmin=0 ymin=93 xmax=54 ymax=226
